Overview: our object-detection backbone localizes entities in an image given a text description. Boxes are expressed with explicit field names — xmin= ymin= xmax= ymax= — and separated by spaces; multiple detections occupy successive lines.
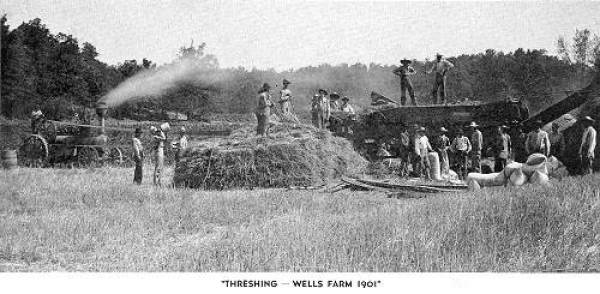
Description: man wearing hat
xmin=509 ymin=120 xmax=527 ymax=163
xmin=279 ymin=79 xmax=293 ymax=116
xmin=468 ymin=121 xmax=483 ymax=173
xmin=328 ymin=92 xmax=342 ymax=132
xmin=525 ymin=120 xmax=550 ymax=157
xmin=493 ymin=125 xmax=512 ymax=172
xmin=319 ymin=89 xmax=331 ymax=129
xmin=433 ymin=127 xmax=451 ymax=175
xmin=427 ymin=53 xmax=454 ymax=104
xmin=414 ymin=126 xmax=433 ymax=179
xmin=172 ymin=126 xmax=188 ymax=163
xmin=132 ymin=127 xmax=144 ymax=185
xmin=311 ymin=93 xmax=323 ymax=129
xmin=152 ymin=125 xmax=167 ymax=186
xmin=393 ymin=58 xmax=417 ymax=106
xmin=579 ymin=116 xmax=597 ymax=175
xmin=256 ymin=83 xmax=274 ymax=136
xmin=450 ymin=128 xmax=472 ymax=180
xmin=339 ymin=96 xmax=355 ymax=134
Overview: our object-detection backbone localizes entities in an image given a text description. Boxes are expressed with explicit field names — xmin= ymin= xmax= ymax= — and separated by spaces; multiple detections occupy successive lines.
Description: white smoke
xmin=99 ymin=58 xmax=228 ymax=107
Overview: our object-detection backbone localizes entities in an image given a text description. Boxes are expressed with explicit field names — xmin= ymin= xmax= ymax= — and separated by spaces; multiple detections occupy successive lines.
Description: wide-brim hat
xmin=342 ymin=96 xmax=350 ymax=101
xmin=282 ymin=79 xmax=291 ymax=85
xmin=261 ymin=83 xmax=271 ymax=92
xmin=318 ymin=89 xmax=328 ymax=95
xmin=417 ymin=126 xmax=426 ymax=132
xmin=180 ymin=126 xmax=186 ymax=133
xmin=436 ymin=53 xmax=443 ymax=57
xmin=400 ymin=58 xmax=412 ymax=64
xmin=439 ymin=127 xmax=448 ymax=132
xmin=149 ymin=126 xmax=157 ymax=132
xmin=468 ymin=121 xmax=479 ymax=128
xmin=330 ymin=92 xmax=340 ymax=100
xmin=501 ymin=125 xmax=508 ymax=129
xmin=581 ymin=115 xmax=595 ymax=122
xmin=134 ymin=127 xmax=143 ymax=134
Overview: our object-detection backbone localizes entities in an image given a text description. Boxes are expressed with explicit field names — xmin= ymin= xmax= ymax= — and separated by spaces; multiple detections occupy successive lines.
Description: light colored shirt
xmin=429 ymin=59 xmax=454 ymax=75
xmin=471 ymin=130 xmax=483 ymax=152
xmin=280 ymin=88 xmax=292 ymax=102
xmin=153 ymin=131 xmax=166 ymax=152
xmin=321 ymin=95 xmax=331 ymax=119
xmin=525 ymin=129 xmax=550 ymax=156
xmin=393 ymin=65 xmax=416 ymax=79
xmin=451 ymin=136 xmax=472 ymax=153
xmin=495 ymin=133 xmax=511 ymax=159
xmin=415 ymin=135 xmax=433 ymax=157
xmin=341 ymin=103 xmax=355 ymax=115
xmin=176 ymin=135 xmax=188 ymax=150
xmin=132 ymin=137 xmax=143 ymax=159
xmin=580 ymin=126 xmax=597 ymax=158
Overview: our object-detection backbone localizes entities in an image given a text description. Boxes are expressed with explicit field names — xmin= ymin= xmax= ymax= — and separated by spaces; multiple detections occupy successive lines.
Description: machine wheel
xmin=18 ymin=135 xmax=49 ymax=167
xmin=38 ymin=120 xmax=57 ymax=143
xmin=76 ymin=146 xmax=99 ymax=168
xmin=108 ymin=147 xmax=123 ymax=166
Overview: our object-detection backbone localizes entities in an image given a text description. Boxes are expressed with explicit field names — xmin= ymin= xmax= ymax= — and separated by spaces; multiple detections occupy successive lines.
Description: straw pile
xmin=173 ymin=123 xmax=367 ymax=190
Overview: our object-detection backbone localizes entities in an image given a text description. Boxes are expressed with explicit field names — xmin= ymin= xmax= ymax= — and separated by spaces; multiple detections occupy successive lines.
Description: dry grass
xmin=1 ymin=167 xmax=600 ymax=272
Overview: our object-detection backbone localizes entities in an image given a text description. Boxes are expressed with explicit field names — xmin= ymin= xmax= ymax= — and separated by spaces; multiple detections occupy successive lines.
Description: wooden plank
xmin=355 ymin=177 xmax=463 ymax=193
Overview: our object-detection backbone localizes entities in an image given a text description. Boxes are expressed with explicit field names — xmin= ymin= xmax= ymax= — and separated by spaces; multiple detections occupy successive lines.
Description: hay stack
xmin=173 ymin=123 xmax=367 ymax=189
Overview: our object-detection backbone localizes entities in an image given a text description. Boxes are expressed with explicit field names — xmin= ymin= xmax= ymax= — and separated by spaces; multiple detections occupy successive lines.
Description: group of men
xmin=310 ymin=89 xmax=356 ymax=132
xmin=392 ymin=53 xmax=455 ymax=106
xmin=380 ymin=116 xmax=598 ymax=180
xmin=255 ymin=79 xmax=299 ymax=136
xmin=131 ymin=124 xmax=188 ymax=186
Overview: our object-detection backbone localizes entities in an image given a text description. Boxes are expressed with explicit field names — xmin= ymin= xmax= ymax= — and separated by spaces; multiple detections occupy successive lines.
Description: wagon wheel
xmin=18 ymin=135 xmax=49 ymax=167
xmin=76 ymin=146 xmax=99 ymax=168
xmin=38 ymin=120 xmax=57 ymax=143
xmin=109 ymin=147 xmax=123 ymax=166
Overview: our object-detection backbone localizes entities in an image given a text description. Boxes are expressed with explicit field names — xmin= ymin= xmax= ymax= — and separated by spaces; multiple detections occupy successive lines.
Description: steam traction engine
xmin=19 ymin=102 xmax=124 ymax=167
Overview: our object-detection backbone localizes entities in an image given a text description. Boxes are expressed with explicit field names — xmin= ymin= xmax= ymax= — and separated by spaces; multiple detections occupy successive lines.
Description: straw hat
xmin=134 ymin=127 xmax=143 ymax=134
xmin=149 ymin=126 xmax=157 ymax=132
xmin=400 ymin=58 xmax=412 ymax=64
xmin=318 ymin=89 xmax=328 ymax=95
xmin=417 ymin=126 xmax=426 ymax=133
xmin=180 ymin=126 xmax=186 ymax=133
xmin=282 ymin=79 xmax=291 ymax=85
xmin=342 ymin=96 xmax=350 ymax=101
xmin=160 ymin=122 xmax=170 ymax=131
xmin=468 ymin=121 xmax=479 ymax=128
xmin=439 ymin=127 xmax=448 ymax=133
xmin=330 ymin=92 xmax=340 ymax=100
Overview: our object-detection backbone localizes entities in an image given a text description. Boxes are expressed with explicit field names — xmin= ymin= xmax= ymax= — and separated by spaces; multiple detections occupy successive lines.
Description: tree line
xmin=1 ymin=16 xmax=599 ymax=121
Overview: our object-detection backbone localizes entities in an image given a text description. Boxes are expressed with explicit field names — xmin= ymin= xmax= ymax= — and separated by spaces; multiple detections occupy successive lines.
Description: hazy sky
xmin=2 ymin=0 xmax=600 ymax=70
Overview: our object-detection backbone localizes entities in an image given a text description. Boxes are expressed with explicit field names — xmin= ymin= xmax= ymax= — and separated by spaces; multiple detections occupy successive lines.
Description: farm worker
xmin=410 ymin=124 xmax=422 ymax=176
xmin=525 ymin=120 xmax=550 ymax=157
xmin=398 ymin=127 xmax=411 ymax=177
xmin=340 ymin=96 xmax=356 ymax=134
xmin=30 ymin=110 xmax=44 ymax=134
xmin=392 ymin=58 xmax=417 ymax=106
xmin=132 ymin=127 xmax=144 ymax=185
xmin=279 ymin=79 xmax=292 ymax=115
xmin=468 ymin=121 xmax=483 ymax=173
xmin=579 ymin=116 xmax=597 ymax=175
xmin=549 ymin=123 xmax=565 ymax=158
xmin=328 ymin=92 xmax=341 ymax=132
xmin=493 ymin=125 xmax=512 ymax=172
xmin=255 ymin=83 xmax=273 ymax=136
xmin=319 ymin=89 xmax=331 ymax=129
xmin=427 ymin=53 xmax=454 ymax=104
xmin=172 ymin=126 xmax=188 ymax=163
xmin=433 ymin=127 xmax=451 ymax=175
xmin=376 ymin=141 xmax=392 ymax=160
xmin=510 ymin=121 xmax=528 ymax=163
xmin=151 ymin=125 xmax=167 ymax=186
xmin=415 ymin=127 xmax=433 ymax=180
xmin=450 ymin=128 xmax=471 ymax=180
xmin=311 ymin=94 xmax=323 ymax=129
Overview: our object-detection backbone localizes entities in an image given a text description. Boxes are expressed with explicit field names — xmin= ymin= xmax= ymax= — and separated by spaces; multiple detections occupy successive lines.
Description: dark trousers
xmin=256 ymin=113 xmax=269 ymax=136
xmin=311 ymin=111 xmax=323 ymax=129
xmin=494 ymin=157 xmax=507 ymax=173
xmin=133 ymin=159 xmax=143 ymax=185
xmin=400 ymin=78 xmax=416 ymax=106
xmin=582 ymin=156 xmax=594 ymax=175
xmin=470 ymin=151 xmax=481 ymax=173
xmin=432 ymin=73 xmax=446 ymax=104
xmin=455 ymin=151 xmax=469 ymax=179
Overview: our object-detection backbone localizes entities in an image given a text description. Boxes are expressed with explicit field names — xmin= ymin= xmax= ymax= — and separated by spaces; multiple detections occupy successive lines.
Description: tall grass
xmin=1 ymin=167 xmax=599 ymax=272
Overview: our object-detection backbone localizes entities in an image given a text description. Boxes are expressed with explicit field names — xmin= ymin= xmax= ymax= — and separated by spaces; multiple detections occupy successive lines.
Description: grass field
xmin=1 ymin=166 xmax=600 ymax=272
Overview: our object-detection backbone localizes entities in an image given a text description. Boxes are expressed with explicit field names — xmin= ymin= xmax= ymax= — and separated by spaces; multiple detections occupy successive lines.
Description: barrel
xmin=428 ymin=151 xmax=441 ymax=181
xmin=1 ymin=150 xmax=18 ymax=170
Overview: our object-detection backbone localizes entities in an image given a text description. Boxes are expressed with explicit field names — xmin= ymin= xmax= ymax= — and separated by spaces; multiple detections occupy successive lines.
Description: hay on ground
xmin=173 ymin=123 xmax=367 ymax=189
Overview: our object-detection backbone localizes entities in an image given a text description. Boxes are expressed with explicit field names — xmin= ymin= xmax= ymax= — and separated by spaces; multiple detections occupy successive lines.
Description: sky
xmin=2 ymin=0 xmax=600 ymax=70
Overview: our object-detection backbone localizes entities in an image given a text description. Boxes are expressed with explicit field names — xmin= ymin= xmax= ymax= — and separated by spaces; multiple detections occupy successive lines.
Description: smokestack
xmin=95 ymin=101 xmax=108 ymax=135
